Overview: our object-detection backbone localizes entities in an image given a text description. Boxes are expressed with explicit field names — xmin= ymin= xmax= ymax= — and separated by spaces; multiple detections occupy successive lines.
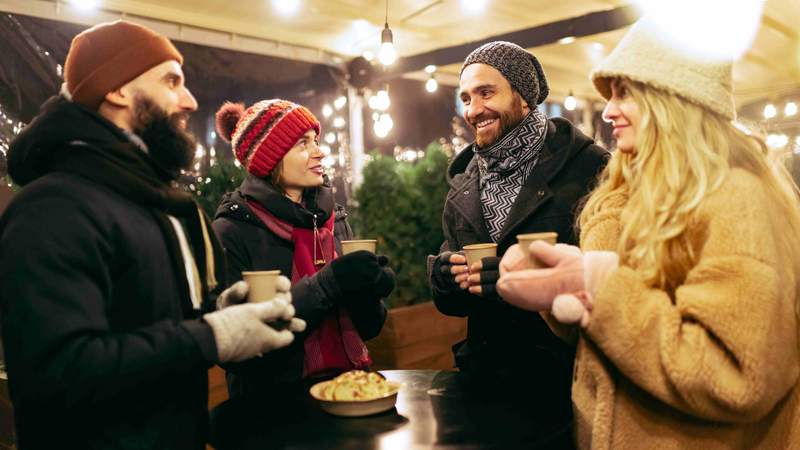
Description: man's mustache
xmin=171 ymin=112 xmax=190 ymax=124
xmin=469 ymin=112 xmax=499 ymax=127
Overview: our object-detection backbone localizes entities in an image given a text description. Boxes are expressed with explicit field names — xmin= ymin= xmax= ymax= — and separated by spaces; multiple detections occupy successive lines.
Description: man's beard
xmin=471 ymin=95 xmax=526 ymax=148
xmin=131 ymin=95 xmax=196 ymax=177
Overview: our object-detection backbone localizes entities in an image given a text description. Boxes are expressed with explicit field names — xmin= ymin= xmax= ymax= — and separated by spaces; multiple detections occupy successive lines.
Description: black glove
xmin=317 ymin=250 xmax=395 ymax=302
xmin=374 ymin=255 xmax=396 ymax=298
xmin=429 ymin=251 xmax=464 ymax=296
xmin=475 ymin=256 xmax=500 ymax=298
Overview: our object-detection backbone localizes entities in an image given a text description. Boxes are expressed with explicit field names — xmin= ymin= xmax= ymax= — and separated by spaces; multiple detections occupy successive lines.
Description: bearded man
xmin=427 ymin=41 xmax=608 ymax=440
xmin=0 ymin=20 xmax=304 ymax=449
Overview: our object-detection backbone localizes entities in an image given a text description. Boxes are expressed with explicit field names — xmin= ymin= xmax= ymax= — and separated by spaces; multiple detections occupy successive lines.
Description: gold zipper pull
xmin=313 ymin=214 xmax=326 ymax=266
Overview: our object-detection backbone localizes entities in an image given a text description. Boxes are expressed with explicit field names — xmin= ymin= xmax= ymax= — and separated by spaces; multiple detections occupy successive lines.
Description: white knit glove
xmin=216 ymin=276 xmax=292 ymax=310
xmin=204 ymin=298 xmax=306 ymax=363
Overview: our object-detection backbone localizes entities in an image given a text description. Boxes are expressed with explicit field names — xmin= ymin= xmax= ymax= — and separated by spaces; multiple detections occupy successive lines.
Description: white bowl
xmin=309 ymin=380 xmax=401 ymax=417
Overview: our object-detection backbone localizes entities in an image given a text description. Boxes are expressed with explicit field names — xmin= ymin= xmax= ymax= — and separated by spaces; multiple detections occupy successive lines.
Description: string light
xmin=425 ymin=76 xmax=438 ymax=93
xmin=763 ymin=104 xmax=777 ymax=119
xmin=425 ymin=66 xmax=438 ymax=93
xmin=766 ymin=134 xmax=788 ymax=149
xmin=374 ymin=113 xmax=393 ymax=138
xmin=378 ymin=0 xmax=397 ymax=66
xmin=564 ymin=91 xmax=577 ymax=111
xmin=785 ymin=102 xmax=797 ymax=117
xmin=369 ymin=89 xmax=391 ymax=111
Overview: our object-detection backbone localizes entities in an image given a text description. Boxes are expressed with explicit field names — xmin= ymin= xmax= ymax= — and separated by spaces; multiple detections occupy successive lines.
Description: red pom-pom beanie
xmin=214 ymin=99 xmax=320 ymax=177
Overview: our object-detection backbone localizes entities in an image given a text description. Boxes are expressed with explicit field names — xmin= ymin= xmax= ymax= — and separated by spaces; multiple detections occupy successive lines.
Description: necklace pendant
xmin=313 ymin=258 xmax=326 ymax=266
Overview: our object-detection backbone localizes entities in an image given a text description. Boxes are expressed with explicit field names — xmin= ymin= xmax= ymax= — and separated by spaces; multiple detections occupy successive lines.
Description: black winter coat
xmin=429 ymin=117 xmax=609 ymax=417
xmin=0 ymin=97 xmax=217 ymax=449
xmin=212 ymin=176 xmax=386 ymax=398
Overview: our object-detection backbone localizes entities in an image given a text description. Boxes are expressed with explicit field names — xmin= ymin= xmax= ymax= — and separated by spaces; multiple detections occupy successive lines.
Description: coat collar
xmin=446 ymin=159 xmax=492 ymax=244
xmin=222 ymin=174 xmax=335 ymax=230
xmin=445 ymin=118 xmax=595 ymax=248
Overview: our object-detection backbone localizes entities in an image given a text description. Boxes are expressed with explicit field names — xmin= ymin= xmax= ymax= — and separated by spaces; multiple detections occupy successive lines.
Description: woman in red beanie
xmin=211 ymin=99 xmax=394 ymax=399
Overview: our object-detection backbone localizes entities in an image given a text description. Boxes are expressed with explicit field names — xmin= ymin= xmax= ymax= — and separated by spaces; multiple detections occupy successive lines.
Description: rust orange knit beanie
xmin=64 ymin=20 xmax=183 ymax=110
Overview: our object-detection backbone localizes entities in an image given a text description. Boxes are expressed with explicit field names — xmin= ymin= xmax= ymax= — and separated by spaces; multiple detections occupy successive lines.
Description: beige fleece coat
xmin=562 ymin=168 xmax=800 ymax=449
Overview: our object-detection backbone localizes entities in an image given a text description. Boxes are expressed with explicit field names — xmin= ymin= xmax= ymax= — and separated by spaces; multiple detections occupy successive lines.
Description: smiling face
xmin=275 ymin=129 xmax=324 ymax=198
xmin=602 ymin=78 xmax=641 ymax=154
xmin=459 ymin=63 xmax=530 ymax=148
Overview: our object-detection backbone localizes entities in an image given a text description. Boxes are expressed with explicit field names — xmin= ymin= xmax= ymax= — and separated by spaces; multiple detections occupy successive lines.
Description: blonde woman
xmin=495 ymin=19 xmax=800 ymax=450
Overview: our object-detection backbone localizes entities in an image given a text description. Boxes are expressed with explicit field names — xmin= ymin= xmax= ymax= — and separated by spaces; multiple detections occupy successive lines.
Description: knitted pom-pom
xmin=551 ymin=294 xmax=586 ymax=324
xmin=215 ymin=102 xmax=245 ymax=143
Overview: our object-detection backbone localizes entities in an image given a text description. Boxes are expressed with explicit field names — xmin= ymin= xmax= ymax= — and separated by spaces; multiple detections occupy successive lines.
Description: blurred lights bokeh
xmin=632 ymin=0 xmax=764 ymax=60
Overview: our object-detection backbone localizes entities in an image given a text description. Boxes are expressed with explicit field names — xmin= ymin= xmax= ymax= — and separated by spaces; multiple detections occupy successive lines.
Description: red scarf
xmin=246 ymin=199 xmax=371 ymax=378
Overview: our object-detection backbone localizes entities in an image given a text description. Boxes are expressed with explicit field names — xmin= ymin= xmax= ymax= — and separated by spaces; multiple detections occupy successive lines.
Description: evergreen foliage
xmin=351 ymin=142 xmax=450 ymax=308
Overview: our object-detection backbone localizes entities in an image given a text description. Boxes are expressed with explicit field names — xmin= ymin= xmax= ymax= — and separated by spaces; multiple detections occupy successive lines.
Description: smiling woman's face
xmin=277 ymin=129 xmax=325 ymax=194
xmin=602 ymin=78 xmax=641 ymax=154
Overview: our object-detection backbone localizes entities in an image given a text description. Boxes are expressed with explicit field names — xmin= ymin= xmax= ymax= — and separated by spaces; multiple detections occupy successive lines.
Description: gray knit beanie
xmin=461 ymin=41 xmax=549 ymax=106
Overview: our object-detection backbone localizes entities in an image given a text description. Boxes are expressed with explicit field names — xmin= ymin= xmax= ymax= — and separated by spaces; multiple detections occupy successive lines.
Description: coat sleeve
xmin=583 ymin=182 xmax=800 ymax=423
xmin=332 ymin=212 xmax=386 ymax=340
xmin=0 ymin=193 xmax=214 ymax=410
xmin=211 ymin=218 xmax=248 ymax=287
xmin=345 ymin=298 xmax=387 ymax=341
xmin=430 ymin=238 xmax=480 ymax=317
xmin=211 ymin=219 xmax=332 ymax=380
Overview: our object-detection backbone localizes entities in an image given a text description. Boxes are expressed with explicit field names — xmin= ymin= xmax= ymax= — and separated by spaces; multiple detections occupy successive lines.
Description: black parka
xmin=212 ymin=176 xmax=387 ymax=398
xmin=429 ymin=117 xmax=609 ymax=417
xmin=0 ymin=97 xmax=217 ymax=450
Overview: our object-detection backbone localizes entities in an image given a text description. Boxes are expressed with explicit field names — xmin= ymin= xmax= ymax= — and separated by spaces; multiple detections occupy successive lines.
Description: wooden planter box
xmin=366 ymin=302 xmax=467 ymax=370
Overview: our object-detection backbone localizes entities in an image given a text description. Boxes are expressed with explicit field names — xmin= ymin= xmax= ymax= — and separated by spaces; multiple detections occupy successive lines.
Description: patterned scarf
xmin=474 ymin=108 xmax=548 ymax=242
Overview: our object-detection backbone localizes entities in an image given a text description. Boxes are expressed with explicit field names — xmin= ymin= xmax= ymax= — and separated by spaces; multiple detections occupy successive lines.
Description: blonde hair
xmin=580 ymin=79 xmax=800 ymax=293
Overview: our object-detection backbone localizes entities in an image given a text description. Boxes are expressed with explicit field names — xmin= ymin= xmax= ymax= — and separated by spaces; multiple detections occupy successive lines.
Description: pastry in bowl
xmin=310 ymin=370 xmax=401 ymax=417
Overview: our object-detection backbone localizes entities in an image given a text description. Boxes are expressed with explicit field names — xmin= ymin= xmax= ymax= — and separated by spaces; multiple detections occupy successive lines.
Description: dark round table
xmin=209 ymin=370 xmax=573 ymax=450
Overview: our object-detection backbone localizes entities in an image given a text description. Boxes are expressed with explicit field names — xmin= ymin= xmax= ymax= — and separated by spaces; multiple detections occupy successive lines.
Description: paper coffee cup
xmin=462 ymin=243 xmax=498 ymax=268
xmin=516 ymin=232 xmax=558 ymax=268
xmin=242 ymin=270 xmax=281 ymax=302
xmin=341 ymin=239 xmax=377 ymax=255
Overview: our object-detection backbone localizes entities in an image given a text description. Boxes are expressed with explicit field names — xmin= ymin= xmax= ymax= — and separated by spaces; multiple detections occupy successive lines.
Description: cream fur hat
xmin=591 ymin=18 xmax=735 ymax=120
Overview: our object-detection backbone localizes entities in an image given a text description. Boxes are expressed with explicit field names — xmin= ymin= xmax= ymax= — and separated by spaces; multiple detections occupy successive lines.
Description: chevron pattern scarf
xmin=475 ymin=109 xmax=547 ymax=242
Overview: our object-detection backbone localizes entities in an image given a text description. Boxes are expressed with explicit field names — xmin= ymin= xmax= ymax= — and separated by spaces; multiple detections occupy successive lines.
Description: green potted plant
xmin=352 ymin=143 xmax=467 ymax=370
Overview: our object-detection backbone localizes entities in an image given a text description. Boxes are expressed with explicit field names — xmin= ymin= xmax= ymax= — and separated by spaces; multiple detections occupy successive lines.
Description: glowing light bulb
xmin=564 ymin=93 xmax=577 ymax=111
xmin=272 ymin=0 xmax=301 ymax=17
xmin=334 ymin=96 xmax=347 ymax=110
xmin=379 ymin=42 xmax=397 ymax=66
xmin=69 ymin=0 xmax=100 ymax=10
xmin=425 ymin=77 xmax=438 ymax=93
xmin=785 ymin=102 xmax=797 ymax=117
xmin=764 ymin=104 xmax=777 ymax=119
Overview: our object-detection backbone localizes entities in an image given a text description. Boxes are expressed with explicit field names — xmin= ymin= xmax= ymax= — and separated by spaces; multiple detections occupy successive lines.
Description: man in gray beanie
xmin=428 ymin=41 xmax=608 ymax=438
